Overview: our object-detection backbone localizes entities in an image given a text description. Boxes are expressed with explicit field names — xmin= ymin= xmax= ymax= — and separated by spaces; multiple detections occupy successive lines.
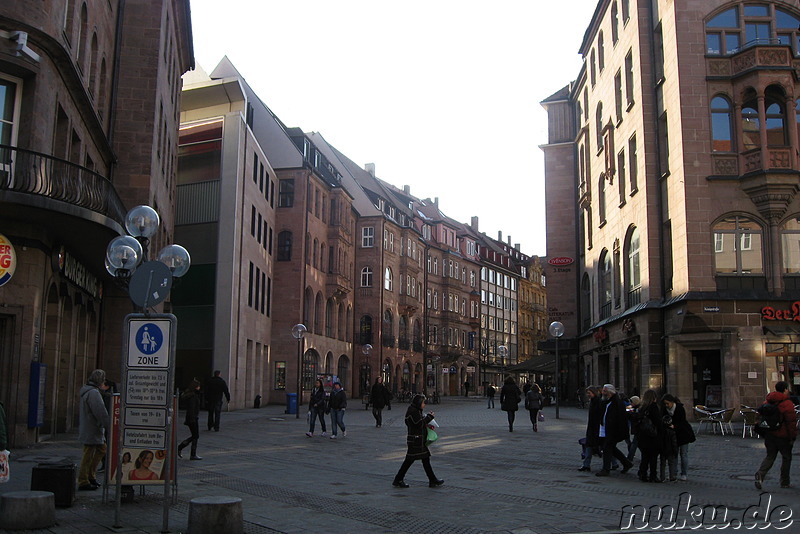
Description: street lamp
xmin=291 ymin=323 xmax=307 ymax=419
xmin=497 ymin=345 xmax=508 ymax=381
xmin=548 ymin=321 xmax=564 ymax=420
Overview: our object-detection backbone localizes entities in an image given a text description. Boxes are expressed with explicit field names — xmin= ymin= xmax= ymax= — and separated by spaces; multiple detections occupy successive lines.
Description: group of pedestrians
xmin=498 ymin=377 xmax=545 ymax=432
xmin=305 ymin=379 xmax=348 ymax=439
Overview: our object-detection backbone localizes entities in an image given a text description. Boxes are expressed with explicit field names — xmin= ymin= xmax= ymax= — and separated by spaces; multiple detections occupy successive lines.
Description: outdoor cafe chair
xmin=739 ymin=405 xmax=758 ymax=438
xmin=693 ymin=405 xmax=713 ymax=434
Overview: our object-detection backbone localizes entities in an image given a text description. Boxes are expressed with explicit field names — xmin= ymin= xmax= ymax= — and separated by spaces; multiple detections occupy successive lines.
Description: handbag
xmin=538 ymin=411 xmax=545 ymax=422
xmin=425 ymin=427 xmax=438 ymax=446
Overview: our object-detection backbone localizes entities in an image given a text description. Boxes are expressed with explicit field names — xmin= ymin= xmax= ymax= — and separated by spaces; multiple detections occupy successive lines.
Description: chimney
xmin=403 ymin=185 xmax=410 ymax=194
xmin=434 ymin=197 xmax=439 ymax=207
xmin=498 ymin=231 xmax=503 ymax=241
xmin=507 ymin=235 xmax=511 ymax=245
xmin=470 ymin=216 xmax=479 ymax=231
xmin=515 ymin=243 xmax=520 ymax=250
xmin=365 ymin=163 xmax=376 ymax=177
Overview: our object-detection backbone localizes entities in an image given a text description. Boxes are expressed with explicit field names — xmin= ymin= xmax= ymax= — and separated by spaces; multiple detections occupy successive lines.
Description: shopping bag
xmin=425 ymin=427 xmax=439 ymax=446
xmin=538 ymin=411 xmax=545 ymax=422
xmin=0 ymin=450 xmax=9 ymax=483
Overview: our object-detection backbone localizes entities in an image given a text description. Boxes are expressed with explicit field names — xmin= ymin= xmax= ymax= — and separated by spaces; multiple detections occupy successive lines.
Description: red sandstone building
xmin=0 ymin=0 xmax=192 ymax=447
xmin=543 ymin=0 xmax=800 ymax=409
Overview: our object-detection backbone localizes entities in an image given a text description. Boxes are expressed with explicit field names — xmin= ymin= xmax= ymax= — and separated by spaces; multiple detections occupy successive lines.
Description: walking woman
xmin=500 ymin=377 xmax=522 ymax=432
xmin=370 ymin=376 xmax=391 ymax=428
xmin=392 ymin=394 xmax=444 ymax=488
xmin=635 ymin=389 xmax=662 ymax=482
xmin=660 ymin=393 xmax=695 ymax=481
xmin=177 ymin=379 xmax=202 ymax=460
xmin=525 ymin=383 xmax=544 ymax=432
xmin=579 ymin=386 xmax=602 ymax=471
xmin=306 ymin=379 xmax=328 ymax=437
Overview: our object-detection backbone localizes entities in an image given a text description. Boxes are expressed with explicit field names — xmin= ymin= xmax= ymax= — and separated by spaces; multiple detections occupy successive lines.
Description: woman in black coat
xmin=579 ymin=386 xmax=602 ymax=471
xmin=499 ymin=377 xmax=522 ymax=432
xmin=661 ymin=393 xmax=695 ymax=481
xmin=306 ymin=379 xmax=328 ymax=437
xmin=370 ymin=376 xmax=391 ymax=428
xmin=635 ymin=389 xmax=663 ymax=482
xmin=392 ymin=394 xmax=444 ymax=488
xmin=178 ymin=379 xmax=202 ymax=460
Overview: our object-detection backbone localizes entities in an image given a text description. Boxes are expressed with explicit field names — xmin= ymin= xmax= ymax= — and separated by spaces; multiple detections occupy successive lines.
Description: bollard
xmin=0 ymin=490 xmax=56 ymax=530
xmin=188 ymin=496 xmax=243 ymax=534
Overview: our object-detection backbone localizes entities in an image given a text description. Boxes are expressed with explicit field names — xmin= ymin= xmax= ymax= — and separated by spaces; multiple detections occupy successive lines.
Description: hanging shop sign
xmin=53 ymin=246 xmax=99 ymax=298
xmin=0 ymin=233 xmax=17 ymax=286
xmin=761 ymin=302 xmax=800 ymax=322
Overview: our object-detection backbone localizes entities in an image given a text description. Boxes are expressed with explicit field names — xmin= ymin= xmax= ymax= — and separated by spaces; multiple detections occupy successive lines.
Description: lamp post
xmin=105 ymin=205 xmax=190 ymax=533
xmin=497 ymin=345 xmax=508 ymax=381
xmin=291 ymin=324 xmax=307 ymax=419
xmin=548 ymin=321 xmax=564 ymax=420
xmin=362 ymin=343 xmax=372 ymax=397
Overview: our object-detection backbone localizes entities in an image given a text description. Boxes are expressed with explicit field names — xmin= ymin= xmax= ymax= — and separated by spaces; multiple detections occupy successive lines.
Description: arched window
xmin=313 ymin=238 xmax=318 ymax=269
xmin=765 ymin=86 xmax=787 ymax=146
xmin=382 ymin=310 xmax=394 ymax=347
xmin=89 ymin=33 xmax=98 ymax=92
xmin=338 ymin=303 xmax=345 ymax=340
xmin=399 ymin=316 xmax=409 ymax=349
xmin=625 ymin=227 xmax=641 ymax=307
xmin=277 ymin=231 xmax=292 ymax=261
xmin=325 ymin=352 xmax=333 ymax=374
xmin=741 ymin=91 xmax=760 ymax=150
xmin=314 ymin=293 xmax=323 ymax=334
xmin=337 ymin=355 xmax=349 ymax=390
xmin=780 ymin=215 xmax=800 ymax=273
xmin=360 ymin=266 xmax=372 ymax=287
xmin=384 ymin=267 xmax=393 ymax=291
xmin=77 ymin=3 xmax=88 ymax=63
xmin=598 ymin=175 xmax=606 ymax=223
xmin=359 ymin=315 xmax=373 ymax=345
xmin=705 ymin=7 xmax=739 ymax=55
xmin=713 ymin=214 xmax=763 ymax=274
xmin=611 ymin=1 xmax=619 ymax=44
xmin=598 ymin=31 xmax=605 ymax=71
xmin=599 ymin=250 xmax=612 ymax=318
xmin=711 ymin=96 xmax=733 ymax=151
xmin=596 ymin=103 xmax=604 ymax=150
xmin=303 ymin=287 xmax=313 ymax=327
xmin=302 ymin=350 xmax=319 ymax=392
xmin=325 ymin=298 xmax=334 ymax=338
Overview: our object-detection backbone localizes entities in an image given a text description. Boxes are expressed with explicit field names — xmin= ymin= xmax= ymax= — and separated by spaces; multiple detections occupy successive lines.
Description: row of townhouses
xmin=0 ymin=1 xmax=547 ymax=448
xmin=543 ymin=0 xmax=800 ymax=410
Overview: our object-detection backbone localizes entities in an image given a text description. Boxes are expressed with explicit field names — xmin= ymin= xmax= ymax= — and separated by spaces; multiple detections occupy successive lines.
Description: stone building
xmin=543 ymin=0 xmax=800 ymax=409
xmin=0 ymin=0 xmax=192 ymax=447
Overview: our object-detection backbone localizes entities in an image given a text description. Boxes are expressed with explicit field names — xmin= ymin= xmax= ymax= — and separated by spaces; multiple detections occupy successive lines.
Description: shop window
xmin=781 ymin=216 xmax=800 ymax=274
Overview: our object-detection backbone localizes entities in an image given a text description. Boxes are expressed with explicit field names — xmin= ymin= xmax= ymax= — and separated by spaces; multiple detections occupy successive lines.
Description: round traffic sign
xmin=129 ymin=261 xmax=173 ymax=308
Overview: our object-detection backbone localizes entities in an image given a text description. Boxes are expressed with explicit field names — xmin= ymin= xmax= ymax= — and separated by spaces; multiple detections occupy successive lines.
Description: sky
xmin=189 ymin=0 xmax=600 ymax=257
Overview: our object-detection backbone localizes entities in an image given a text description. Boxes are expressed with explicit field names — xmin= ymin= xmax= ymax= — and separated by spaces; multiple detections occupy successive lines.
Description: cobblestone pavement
xmin=1 ymin=397 xmax=797 ymax=533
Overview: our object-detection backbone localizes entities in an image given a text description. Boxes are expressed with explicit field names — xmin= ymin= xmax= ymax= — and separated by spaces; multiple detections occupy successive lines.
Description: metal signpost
xmin=115 ymin=313 xmax=177 ymax=531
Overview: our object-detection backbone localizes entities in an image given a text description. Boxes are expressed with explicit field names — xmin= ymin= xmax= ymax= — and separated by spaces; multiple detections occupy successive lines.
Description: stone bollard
xmin=188 ymin=496 xmax=243 ymax=534
xmin=0 ymin=490 xmax=56 ymax=530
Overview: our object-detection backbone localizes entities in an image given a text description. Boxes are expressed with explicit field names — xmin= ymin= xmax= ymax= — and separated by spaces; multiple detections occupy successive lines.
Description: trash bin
xmin=285 ymin=393 xmax=297 ymax=414
xmin=31 ymin=462 xmax=76 ymax=507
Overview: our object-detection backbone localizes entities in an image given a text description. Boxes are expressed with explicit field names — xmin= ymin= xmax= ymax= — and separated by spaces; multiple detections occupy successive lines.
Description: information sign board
xmin=126 ymin=370 xmax=169 ymax=405
xmin=125 ymin=407 xmax=167 ymax=428
xmin=123 ymin=428 xmax=167 ymax=449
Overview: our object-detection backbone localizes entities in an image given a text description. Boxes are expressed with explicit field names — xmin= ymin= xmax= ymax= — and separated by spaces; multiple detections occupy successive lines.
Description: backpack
xmin=631 ymin=410 xmax=657 ymax=438
xmin=754 ymin=402 xmax=783 ymax=434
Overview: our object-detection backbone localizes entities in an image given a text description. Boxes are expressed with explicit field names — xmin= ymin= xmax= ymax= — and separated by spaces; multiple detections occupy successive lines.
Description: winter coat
xmin=204 ymin=376 xmax=230 ymax=403
xmin=600 ymin=394 xmax=630 ymax=444
xmin=585 ymin=396 xmax=603 ymax=448
xmin=665 ymin=402 xmax=695 ymax=446
xmin=765 ymin=391 xmax=798 ymax=441
xmin=181 ymin=388 xmax=202 ymax=425
xmin=525 ymin=390 xmax=544 ymax=411
xmin=661 ymin=424 xmax=678 ymax=458
xmin=78 ymin=382 xmax=109 ymax=445
xmin=487 ymin=385 xmax=496 ymax=398
xmin=404 ymin=404 xmax=435 ymax=459
xmin=329 ymin=388 xmax=347 ymax=410
xmin=500 ymin=384 xmax=522 ymax=412
xmin=635 ymin=402 xmax=663 ymax=451
xmin=310 ymin=386 xmax=327 ymax=412
xmin=370 ymin=382 xmax=391 ymax=410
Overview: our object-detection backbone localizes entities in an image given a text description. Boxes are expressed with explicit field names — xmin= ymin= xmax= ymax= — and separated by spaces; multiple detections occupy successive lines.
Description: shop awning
xmin=762 ymin=325 xmax=800 ymax=336
xmin=506 ymin=355 xmax=556 ymax=374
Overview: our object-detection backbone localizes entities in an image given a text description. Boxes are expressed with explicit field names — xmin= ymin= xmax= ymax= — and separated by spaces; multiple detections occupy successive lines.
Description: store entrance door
xmin=693 ymin=350 xmax=722 ymax=408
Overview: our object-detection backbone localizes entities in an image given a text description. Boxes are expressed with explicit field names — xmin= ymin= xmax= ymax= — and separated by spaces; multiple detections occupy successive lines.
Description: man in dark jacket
xmin=596 ymin=384 xmax=634 ymax=477
xmin=205 ymin=370 xmax=231 ymax=432
xmin=755 ymin=381 xmax=798 ymax=489
xmin=370 ymin=376 xmax=391 ymax=427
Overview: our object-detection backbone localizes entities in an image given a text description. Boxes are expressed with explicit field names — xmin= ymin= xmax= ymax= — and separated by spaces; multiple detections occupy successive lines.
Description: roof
xmin=506 ymin=355 xmax=556 ymax=374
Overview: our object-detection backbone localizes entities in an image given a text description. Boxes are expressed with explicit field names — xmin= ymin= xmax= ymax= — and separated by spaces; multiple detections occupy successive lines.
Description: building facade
xmin=0 ymin=0 xmax=192 ymax=447
xmin=543 ymin=0 xmax=800 ymax=409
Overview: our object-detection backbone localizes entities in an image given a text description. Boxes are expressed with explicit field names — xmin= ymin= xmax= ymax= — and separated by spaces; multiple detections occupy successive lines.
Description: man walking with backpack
xmin=755 ymin=381 xmax=798 ymax=489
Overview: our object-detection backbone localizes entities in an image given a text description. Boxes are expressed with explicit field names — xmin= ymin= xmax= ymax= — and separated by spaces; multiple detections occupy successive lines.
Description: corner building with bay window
xmin=543 ymin=0 xmax=800 ymax=410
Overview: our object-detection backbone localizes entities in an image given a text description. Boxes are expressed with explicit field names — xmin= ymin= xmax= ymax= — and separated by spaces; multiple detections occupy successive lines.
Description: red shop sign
xmin=761 ymin=301 xmax=800 ymax=321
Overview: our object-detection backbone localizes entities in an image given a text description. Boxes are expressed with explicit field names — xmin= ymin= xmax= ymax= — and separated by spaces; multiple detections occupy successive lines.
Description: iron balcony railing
xmin=0 ymin=144 xmax=126 ymax=223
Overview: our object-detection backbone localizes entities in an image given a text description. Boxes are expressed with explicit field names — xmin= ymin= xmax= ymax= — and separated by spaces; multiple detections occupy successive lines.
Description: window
xmin=713 ymin=215 xmax=763 ymax=274
xmin=617 ymin=149 xmax=626 ymax=203
xmin=590 ymin=48 xmax=596 ymax=86
xmin=776 ymin=9 xmax=800 ymax=56
xmin=361 ymin=266 xmax=373 ymax=287
xmin=362 ymin=226 xmax=374 ymax=247
xmin=625 ymin=227 xmax=641 ymax=306
xmin=706 ymin=7 xmax=740 ymax=55
xmin=624 ymin=51 xmax=634 ymax=107
xmin=628 ymin=134 xmax=638 ymax=193
xmin=611 ymin=1 xmax=619 ymax=44
xmin=598 ymin=31 xmax=605 ymax=71
xmin=658 ymin=112 xmax=670 ymax=176
xmin=384 ymin=267 xmax=393 ymax=291
xmin=278 ymin=179 xmax=294 ymax=207
xmin=359 ymin=315 xmax=373 ymax=345
xmin=621 ymin=0 xmax=629 ymax=22
xmin=274 ymin=362 xmax=286 ymax=390
xmin=599 ymin=250 xmax=612 ymax=319
xmin=765 ymin=87 xmax=787 ymax=146
xmin=741 ymin=95 xmax=760 ymax=149
xmin=614 ymin=71 xmax=623 ymax=123
xmin=781 ymin=216 xmax=800 ymax=273
xmin=711 ymin=96 xmax=734 ymax=152
xmin=598 ymin=175 xmax=606 ymax=223
xmin=596 ymin=103 xmax=604 ymax=151
xmin=273 ymin=232 xmax=291 ymax=262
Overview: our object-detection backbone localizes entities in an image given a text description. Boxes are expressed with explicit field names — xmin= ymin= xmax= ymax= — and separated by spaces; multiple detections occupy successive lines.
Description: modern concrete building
xmin=543 ymin=0 xmax=800 ymax=409
xmin=0 ymin=0 xmax=192 ymax=447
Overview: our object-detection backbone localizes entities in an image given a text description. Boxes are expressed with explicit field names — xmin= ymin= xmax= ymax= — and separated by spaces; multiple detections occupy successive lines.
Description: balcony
xmin=326 ymin=271 xmax=351 ymax=298
xmin=0 ymin=144 xmax=125 ymax=223
xmin=626 ymin=287 xmax=641 ymax=309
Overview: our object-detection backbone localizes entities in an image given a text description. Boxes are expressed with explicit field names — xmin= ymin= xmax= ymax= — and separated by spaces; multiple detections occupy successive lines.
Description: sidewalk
xmin=1 ymin=396 xmax=796 ymax=533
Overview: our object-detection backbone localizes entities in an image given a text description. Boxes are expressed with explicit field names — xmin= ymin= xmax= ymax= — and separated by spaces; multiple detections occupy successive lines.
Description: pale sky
xmin=189 ymin=0 xmax=599 ymax=257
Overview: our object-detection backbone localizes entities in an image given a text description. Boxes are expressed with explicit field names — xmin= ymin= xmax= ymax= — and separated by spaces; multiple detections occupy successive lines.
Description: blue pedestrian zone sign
xmin=127 ymin=318 xmax=171 ymax=368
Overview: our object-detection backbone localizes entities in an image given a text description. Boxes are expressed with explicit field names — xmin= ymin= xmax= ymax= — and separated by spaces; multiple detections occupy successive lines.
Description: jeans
xmin=757 ymin=435 xmax=793 ymax=486
xmin=78 ymin=443 xmax=106 ymax=486
xmin=309 ymin=406 xmax=327 ymax=433
xmin=678 ymin=443 xmax=689 ymax=476
xmin=487 ymin=397 xmax=495 ymax=409
xmin=372 ymin=406 xmax=383 ymax=426
xmin=331 ymin=409 xmax=346 ymax=435
xmin=207 ymin=399 xmax=223 ymax=430
xmin=627 ymin=435 xmax=639 ymax=461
